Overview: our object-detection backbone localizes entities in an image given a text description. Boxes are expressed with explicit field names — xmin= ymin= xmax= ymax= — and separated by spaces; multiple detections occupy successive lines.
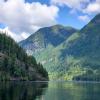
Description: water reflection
xmin=42 ymin=81 xmax=100 ymax=100
xmin=0 ymin=81 xmax=100 ymax=100
xmin=0 ymin=81 xmax=48 ymax=100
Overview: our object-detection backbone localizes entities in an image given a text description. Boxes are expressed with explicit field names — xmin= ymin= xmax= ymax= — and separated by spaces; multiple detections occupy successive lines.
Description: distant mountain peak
xmin=80 ymin=13 xmax=100 ymax=33
xmin=19 ymin=14 xmax=100 ymax=81
xmin=50 ymin=24 xmax=77 ymax=30
xmin=91 ymin=13 xmax=100 ymax=23
xmin=19 ymin=25 xmax=77 ymax=54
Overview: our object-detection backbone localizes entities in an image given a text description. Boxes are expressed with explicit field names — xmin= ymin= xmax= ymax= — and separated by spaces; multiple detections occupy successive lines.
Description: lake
xmin=0 ymin=81 xmax=100 ymax=100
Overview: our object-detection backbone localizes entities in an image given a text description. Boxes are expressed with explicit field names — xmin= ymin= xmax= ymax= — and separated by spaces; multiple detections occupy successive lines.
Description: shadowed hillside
xmin=0 ymin=33 xmax=48 ymax=81
xmin=19 ymin=14 xmax=100 ymax=81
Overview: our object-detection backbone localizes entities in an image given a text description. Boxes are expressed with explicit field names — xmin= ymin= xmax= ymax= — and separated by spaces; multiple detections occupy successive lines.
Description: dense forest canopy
xmin=19 ymin=14 xmax=100 ymax=81
xmin=0 ymin=33 xmax=48 ymax=81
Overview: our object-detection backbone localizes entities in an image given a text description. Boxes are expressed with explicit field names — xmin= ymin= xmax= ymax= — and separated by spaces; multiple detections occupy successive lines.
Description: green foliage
xmin=19 ymin=14 xmax=100 ymax=81
xmin=19 ymin=25 xmax=77 ymax=80
xmin=0 ymin=33 xmax=48 ymax=81
xmin=32 ymin=14 xmax=100 ymax=81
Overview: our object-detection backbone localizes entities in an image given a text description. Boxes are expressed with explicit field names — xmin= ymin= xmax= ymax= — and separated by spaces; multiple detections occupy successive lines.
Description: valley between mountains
xmin=20 ymin=14 xmax=100 ymax=81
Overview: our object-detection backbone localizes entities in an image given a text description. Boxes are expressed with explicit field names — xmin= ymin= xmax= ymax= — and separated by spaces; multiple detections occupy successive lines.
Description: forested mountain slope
xmin=19 ymin=25 xmax=77 ymax=55
xmin=60 ymin=13 xmax=100 ymax=81
xmin=0 ymin=33 xmax=48 ymax=81
xmin=33 ymin=14 xmax=100 ymax=81
xmin=19 ymin=14 xmax=100 ymax=81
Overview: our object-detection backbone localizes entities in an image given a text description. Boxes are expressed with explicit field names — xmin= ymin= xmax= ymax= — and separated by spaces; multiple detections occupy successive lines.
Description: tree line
xmin=0 ymin=33 xmax=48 ymax=81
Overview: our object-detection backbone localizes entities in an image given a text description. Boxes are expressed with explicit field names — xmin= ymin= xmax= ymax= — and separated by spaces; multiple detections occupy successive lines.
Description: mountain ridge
xmin=19 ymin=24 xmax=78 ymax=54
xmin=0 ymin=33 xmax=48 ymax=81
xmin=19 ymin=13 xmax=100 ymax=81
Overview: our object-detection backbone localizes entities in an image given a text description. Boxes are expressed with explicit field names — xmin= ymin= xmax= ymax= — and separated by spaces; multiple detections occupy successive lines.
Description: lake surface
xmin=0 ymin=81 xmax=100 ymax=100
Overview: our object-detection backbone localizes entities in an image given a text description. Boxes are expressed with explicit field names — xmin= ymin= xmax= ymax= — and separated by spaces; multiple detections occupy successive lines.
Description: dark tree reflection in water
xmin=0 ymin=81 xmax=100 ymax=100
xmin=0 ymin=81 xmax=48 ymax=100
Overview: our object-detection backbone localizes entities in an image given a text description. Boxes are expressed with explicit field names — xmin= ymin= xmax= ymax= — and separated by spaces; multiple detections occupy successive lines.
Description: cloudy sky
xmin=0 ymin=0 xmax=100 ymax=42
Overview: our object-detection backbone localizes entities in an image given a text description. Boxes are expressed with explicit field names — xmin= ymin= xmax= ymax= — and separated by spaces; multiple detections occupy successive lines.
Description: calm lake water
xmin=0 ymin=81 xmax=100 ymax=100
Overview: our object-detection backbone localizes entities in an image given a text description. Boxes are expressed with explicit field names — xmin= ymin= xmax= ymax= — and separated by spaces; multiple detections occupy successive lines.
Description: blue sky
xmin=25 ymin=0 xmax=96 ymax=29
xmin=25 ymin=0 xmax=95 ymax=29
xmin=0 ymin=0 xmax=99 ymax=41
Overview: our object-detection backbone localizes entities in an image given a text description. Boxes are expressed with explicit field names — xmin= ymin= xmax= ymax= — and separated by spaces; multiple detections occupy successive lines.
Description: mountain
xmin=0 ymin=33 xmax=48 ymax=81
xmin=19 ymin=25 xmax=77 ymax=55
xmin=44 ymin=13 xmax=100 ymax=81
xmin=20 ymin=13 xmax=100 ymax=81
xmin=60 ymin=13 xmax=100 ymax=81
xmin=19 ymin=25 xmax=77 ymax=80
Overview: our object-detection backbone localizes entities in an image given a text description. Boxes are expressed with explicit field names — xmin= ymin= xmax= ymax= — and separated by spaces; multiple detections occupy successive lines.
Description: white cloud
xmin=21 ymin=32 xmax=30 ymax=39
xmin=51 ymin=0 xmax=100 ymax=24
xmin=0 ymin=27 xmax=29 ymax=42
xmin=51 ymin=0 xmax=100 ymax=14
xmin=51 ymin=0 xmax=90 ymax=10
xmin=83 ymin=2 xmax=100 ymax=14
xmin=0 ymin=0 xmax=59 ymax=41
xmin=78 ymin=15 xmax=90 ymax=22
